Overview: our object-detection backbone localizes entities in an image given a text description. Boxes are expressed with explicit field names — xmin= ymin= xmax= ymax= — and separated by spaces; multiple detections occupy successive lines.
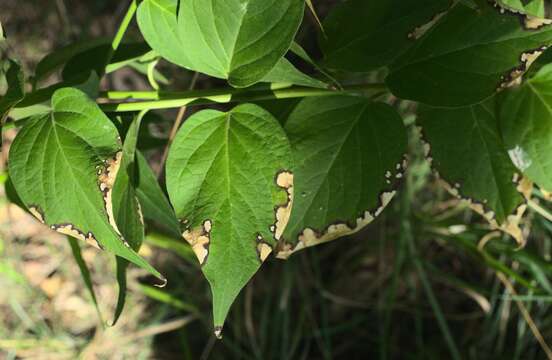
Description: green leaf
xmin=17 ymin=71 xmax=99 ymax=109
xmin=68 ymin=237 xmax=104 ymax=324
xmin=499 ymin=63 xmax=552 ymax=192
xmin=496 ymin=0 xmax=551 ymax=19
xmin=0 ymin=59 xmax=25 ymax=123
xmin=253 ymin=98 xmax=301 ymax=125
xmin=386 ymin=2 xmax=552 ymax=107
xmin=262 ymin=58 xmax=328 ymax=89
xmin=137 ymin=0 xmax=305 ymax=87
xmin=33 ymin=38 xmax=109 ymax=85
xmin=136 ymin=151 xmax=181 ymax=239
xmin=33 ymin=39 xmax=151 ymax=86
xmin=62 ymin=42 xmax=152 ymax=81
xmin=277 ymin=96 xmax=407 ymax=258
xmin=8 ymin=87 xmax=164 ymax=281
xmin=111 ymin=112 xmax=147 ymax=325
xmin=166 ymin=104 xmax=293 ymax=335
xmin=418 ymin=102 xmax=525 ymax=232
xmin=320 ymin=0 xmax=451 ymax=72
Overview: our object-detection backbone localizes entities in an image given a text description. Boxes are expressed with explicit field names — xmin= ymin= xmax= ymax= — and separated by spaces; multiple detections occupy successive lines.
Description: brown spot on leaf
xmin=182 ymin=220 xmax=212 ymax=265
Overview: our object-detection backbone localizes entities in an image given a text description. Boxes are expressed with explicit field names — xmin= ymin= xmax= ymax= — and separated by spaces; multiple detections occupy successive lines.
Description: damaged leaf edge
xmin=418 ymin=125 xmax=531 ymax=247
xmin=275 ymin=158 xmax=407 ymax=259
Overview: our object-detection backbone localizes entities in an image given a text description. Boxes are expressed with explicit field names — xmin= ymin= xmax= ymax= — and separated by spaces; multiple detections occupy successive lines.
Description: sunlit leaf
xmin=137 ymin=0 xmax=305 ymax=87
xmin=166 ymin=104 xmax=293 ymax=335
xmin=8 ymin=87 xmax=163 ymax=281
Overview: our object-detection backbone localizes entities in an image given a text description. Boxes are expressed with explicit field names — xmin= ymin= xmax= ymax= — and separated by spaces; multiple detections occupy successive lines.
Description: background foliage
xmin=2 ymin=0 xmax=552 ymax=359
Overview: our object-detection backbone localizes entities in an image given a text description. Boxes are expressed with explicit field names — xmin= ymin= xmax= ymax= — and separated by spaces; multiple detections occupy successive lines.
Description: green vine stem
xmin=104 ymin=0 xmax=138 ymax=72
xmin=98 ymin=83 xmax=387 ymax=112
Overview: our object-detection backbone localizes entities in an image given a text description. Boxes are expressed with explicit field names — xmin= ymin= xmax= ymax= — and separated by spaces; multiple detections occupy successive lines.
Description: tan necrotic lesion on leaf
xmin=183 ymin=220 xmax=212 ymax=265
xmin=98 ymin=151 xmax=131 ymax=248
xmin=52 ymin=223 xmax=104 ymax=250
xmin=29 ymin=206 xmax=45 ymax=223
xmin=440 ymin=179 xmax=529 ymax=247
xmin=28 ymin=204 xmax=104 ymax=250
xmin=271 ymin=170 xmax=294 ymax=241
xmin=256 ymin=234 xmax=272 ymax=262
xmin=275 ymin=191 xmax=397 ymax=259
xmin=27 ymin=150 xmax=131 ymax=252
xmin=499 ymin=47 xmax=547 ymax=89
xmin=420 ymin=126 xmax=530 ymax=247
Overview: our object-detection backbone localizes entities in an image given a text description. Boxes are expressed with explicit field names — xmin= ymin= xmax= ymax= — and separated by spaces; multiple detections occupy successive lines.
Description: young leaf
xmin=277 ymin=96 xmax=407 ymax=259
xmin=386 ymin=2 xmax=552 ymax=107
xmin=320 ymin=0 xmax=451 ymax=72
xmin=137 ymin=0 xmax=305 ymax=87
xmin=499 ymin=63 xmax=552 ymax=192
xmin=262 ymin=58 xmax=328 ymax=89
xmin=136 ymin=151 xmax=181 ymax=239
xmin=8 ymin=87 xmax=164 ymax=281
xmin=418 ymin=103 xmax=526 ymax=242
xmin=166 ymin=104 xmax=293 ymax=335
xmin=111 ymin=112 xmax=147 ymax=325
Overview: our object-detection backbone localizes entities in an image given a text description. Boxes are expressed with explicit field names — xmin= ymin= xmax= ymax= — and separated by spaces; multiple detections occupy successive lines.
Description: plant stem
xmin=99 ymin=83 xmax=387 ymax=112
xmin=105 ymin=0 xmax=138 ymax=70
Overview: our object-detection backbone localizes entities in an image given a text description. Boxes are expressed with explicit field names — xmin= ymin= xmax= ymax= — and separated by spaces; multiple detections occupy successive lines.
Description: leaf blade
xmin=166 ymin=104 xmax=293 ymax=333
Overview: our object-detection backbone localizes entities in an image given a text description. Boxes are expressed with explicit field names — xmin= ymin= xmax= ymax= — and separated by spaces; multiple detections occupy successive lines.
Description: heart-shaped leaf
xmin=320 ymin=0 xmax=451 ymax=72
xmin=8 ymin=88 xmax=163 ymax=281
xmin=137 ymin=0 xmax=305 ymax=87
xmin=418 ymin=102 xmax=526 ymax=243
xmin=387 ymin=2 xmax=552 ymax=107
xmin=499 ymin=63 xmax=552 ymax=192
xmin=166 ymin=104 xmax=293 ymax=335
xmin=276 ymin=96 xmax=407 ymax=258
